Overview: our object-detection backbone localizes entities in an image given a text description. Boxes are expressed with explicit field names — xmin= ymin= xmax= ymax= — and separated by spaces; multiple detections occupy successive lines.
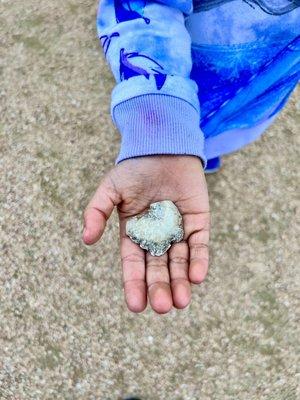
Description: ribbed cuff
xmin=112 ymin=94 xmax=206 ymax=167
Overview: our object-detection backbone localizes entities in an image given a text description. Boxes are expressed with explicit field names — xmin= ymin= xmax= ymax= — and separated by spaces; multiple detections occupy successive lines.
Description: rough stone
xmin=126 ymin=200 xmax=184 ymax=256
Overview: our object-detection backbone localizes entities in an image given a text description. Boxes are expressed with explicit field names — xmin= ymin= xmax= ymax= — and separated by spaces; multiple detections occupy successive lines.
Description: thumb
xmin=83 ymin=176 xmax=120 ymax=245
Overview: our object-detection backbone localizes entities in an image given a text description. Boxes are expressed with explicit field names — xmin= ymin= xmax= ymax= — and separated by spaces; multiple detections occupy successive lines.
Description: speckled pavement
xmin=0 ymin=1 xmax=299 ymax=399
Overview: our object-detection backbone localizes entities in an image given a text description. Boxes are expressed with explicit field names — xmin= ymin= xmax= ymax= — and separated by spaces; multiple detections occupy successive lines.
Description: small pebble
xmin=126 ymin=200 xmax=184 ymax=256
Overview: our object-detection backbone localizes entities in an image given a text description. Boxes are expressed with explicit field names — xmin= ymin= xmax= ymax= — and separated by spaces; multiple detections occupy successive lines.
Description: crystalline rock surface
xmin=126 ymin=200 xmax=184 ymax=256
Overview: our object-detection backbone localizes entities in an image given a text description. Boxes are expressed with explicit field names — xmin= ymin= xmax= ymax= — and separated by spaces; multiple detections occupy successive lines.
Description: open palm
xmin=83 ymin=156 xmax=210 ymax=314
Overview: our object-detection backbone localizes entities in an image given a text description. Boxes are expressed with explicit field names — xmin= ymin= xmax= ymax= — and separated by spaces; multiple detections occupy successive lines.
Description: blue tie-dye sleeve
xmin=97 ymin=0 xmax=206 ymax=165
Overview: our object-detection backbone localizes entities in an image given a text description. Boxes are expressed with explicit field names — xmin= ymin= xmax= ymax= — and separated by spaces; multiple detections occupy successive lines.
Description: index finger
xmin=119 ymin=219 xmax=147 ymax=313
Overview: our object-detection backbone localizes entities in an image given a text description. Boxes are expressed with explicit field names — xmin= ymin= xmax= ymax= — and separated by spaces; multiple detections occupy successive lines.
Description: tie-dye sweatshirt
xmin=97 ymin=0 xmax=300 ymax=165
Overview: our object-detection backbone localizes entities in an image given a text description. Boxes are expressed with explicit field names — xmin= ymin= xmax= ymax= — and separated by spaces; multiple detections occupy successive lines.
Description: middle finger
xmin=146 ymin=252 xmax=172 ymax=314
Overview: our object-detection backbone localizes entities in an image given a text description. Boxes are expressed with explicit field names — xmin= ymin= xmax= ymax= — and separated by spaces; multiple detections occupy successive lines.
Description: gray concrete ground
xmin=0 ymin=1 xmax=299 ymax=399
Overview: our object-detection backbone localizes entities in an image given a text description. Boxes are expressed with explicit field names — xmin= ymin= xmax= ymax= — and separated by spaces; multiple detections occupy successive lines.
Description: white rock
xmin=126 ymin=200 xmax=184 ymax=256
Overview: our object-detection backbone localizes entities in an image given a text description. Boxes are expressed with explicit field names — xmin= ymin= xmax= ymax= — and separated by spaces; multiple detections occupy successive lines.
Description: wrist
xmin=112 ymin=94 xmax=207 ymax=168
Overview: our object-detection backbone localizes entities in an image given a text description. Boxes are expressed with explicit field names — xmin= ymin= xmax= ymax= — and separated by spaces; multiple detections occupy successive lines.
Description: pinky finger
xmin=188 ymin=229 xmax=209 ymax=284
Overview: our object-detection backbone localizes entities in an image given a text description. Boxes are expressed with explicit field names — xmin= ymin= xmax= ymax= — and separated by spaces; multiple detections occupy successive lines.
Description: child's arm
xmin=97 ymin=0 xmax=206 ymax=166
xmin=82 ymin=1 xmax=210 ymax=314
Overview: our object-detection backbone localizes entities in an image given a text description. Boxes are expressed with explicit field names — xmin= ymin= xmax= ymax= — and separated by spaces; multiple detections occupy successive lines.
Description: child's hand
xmin=83 ymin=156 xmax=210 ymax=314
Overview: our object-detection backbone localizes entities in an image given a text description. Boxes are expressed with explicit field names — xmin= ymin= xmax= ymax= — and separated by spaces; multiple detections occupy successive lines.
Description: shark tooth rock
xmin=126 ymin=200 xmax=184 ymax=256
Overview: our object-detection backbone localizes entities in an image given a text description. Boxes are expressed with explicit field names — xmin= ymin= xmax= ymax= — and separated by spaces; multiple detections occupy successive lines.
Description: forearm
xmin=97 ymin=0 xmax=206 ymax=166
